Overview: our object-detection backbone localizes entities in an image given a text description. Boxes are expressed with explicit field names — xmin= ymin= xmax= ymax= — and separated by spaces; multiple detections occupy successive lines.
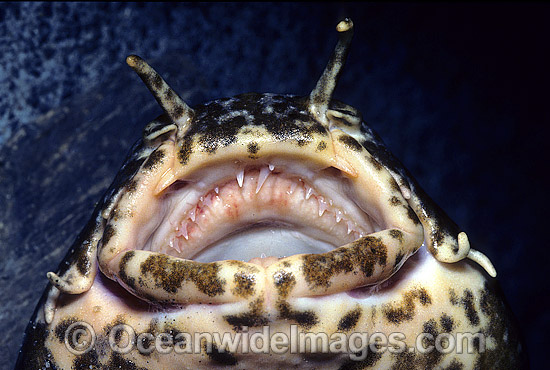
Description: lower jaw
xmin=96 ymin=243 xmax=429 ymax=318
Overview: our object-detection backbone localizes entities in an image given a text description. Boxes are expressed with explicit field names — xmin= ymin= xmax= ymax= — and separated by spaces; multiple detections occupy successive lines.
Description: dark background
xmin=0 ymin=3 xmax=547 ymax=369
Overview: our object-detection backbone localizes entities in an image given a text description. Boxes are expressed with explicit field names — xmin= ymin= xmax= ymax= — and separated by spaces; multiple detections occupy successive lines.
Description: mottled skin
xmin=16 ymin=20 xmax=526 ymax=369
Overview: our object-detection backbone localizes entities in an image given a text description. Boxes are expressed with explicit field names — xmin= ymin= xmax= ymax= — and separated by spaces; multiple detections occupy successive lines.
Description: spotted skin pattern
xmin=16 ymin=20 xmax=526 ymax=369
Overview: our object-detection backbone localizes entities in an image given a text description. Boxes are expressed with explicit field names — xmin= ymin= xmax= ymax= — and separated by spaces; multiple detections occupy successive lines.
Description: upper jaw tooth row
xmin=170 ymin=165 xmax=367 ymax=249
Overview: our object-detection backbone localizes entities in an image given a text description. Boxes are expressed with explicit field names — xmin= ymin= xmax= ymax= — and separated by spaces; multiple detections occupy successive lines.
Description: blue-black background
xmin=0 ymin=3 xmax=548 ymax=369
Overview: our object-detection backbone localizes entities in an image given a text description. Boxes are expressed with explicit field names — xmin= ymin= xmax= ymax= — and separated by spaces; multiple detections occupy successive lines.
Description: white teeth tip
xmin=268 ymin=164 xmax=274 ymax=171
xmin=347 ymin=221 xmax=353 ymax=235
xmin=305 ymin=187 xmax=313 ymax=200
xmin=181 ymin=224 xmax=189 ymax=240
xmin=336 ymin=210 xmax=343 ymax=223
xmin=237 ymin=169 xmax=244 ymax=187
xmin=288 ymin=182 xmax=298 ymax=194
xmin=318 ymin=197 xmax=328 ymax=217
xmin=171 ymin=238 xmax=182 ymax=253
xmin=189 ymin=208 xmax=196 ymax=222
xmin=214 ymin=186 xmax=219 ymax=194
xmin=256 ymin=166 xmax=270 ymax=194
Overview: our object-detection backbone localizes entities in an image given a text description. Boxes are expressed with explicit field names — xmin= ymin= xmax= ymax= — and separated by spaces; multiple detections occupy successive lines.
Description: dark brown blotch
xmin=337 ymin=308 xmax=362 ymax=332
xmin=139 ymin=254 xmax=225 ymax=297
xmin=302 ymin=236 xmax=387 ymax=290
xmin=143 ymin=148 xmax=165 ymax=171
xmin=337 ymin=349 xmax=382 ymax=369
xmin=369 ymin=155 xmax=384 ymax=171
xmin=422 ymin=318 xmax=444 ymax=366
xmin=382 ymin=287 xmax=432 ymax=324
xmin=107 ymin=352 xmax=147 ymax=370
xmin=460 ymin=289 xmax=480 ymax=326
xmin=389 ymin=229 xmax=404 ymax=243
xmin=449 ymin=288 xmax=459 ymax=305
xmin=73 ymin=349 xmax=100 ymax=369
xmin=440 ymin=313 xmax=455 ymax=333
xmin=338 ymin=135 xmax=363 ymax=152
xmin=247 ymin=141 xmax=259 ymax=155
xmin=389 ymin=177 xmax=401 ymax=193
xmin=405 ymin=205 xmax=420 ymax=225
xmin=103 ymin=315 xmax=129 ymax=346
xmin=178 ymin=136 xmax=193 ymax=165
xmin=224 ymin=298 xmax=268 ymax=331
xmin=118 ymin=251 xmax=136 ymax=290
xmin=231 ymin=271 xmax=256 ymax=298
xmin=445 ymin=359 xmax=465 ymax=370
xmin=125 ymin=179 xmax=138 ymax=193
xmin=102 ymin=224 xmax=116 ymax=247
xmin=54 ymin=317 xmax=79 ymax=343
xmin=75 ymin=239 xmax=93 ymax=276
xmin=316 ymin=140 xmax=327 ymax=151
xmin=389 ymin=196 xmax=402 ymax=206
xmin=277 ymin=301 xmax=318 ymax=330
xmin=207 ymin=343 xmax=238 ymax=365
xmin=272 ymin=269 xmax=296 ymax=299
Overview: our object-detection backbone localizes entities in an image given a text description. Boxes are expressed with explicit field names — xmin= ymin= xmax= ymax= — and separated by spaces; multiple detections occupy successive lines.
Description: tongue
xmin=191 ymin=226 xmax=336 ymax=263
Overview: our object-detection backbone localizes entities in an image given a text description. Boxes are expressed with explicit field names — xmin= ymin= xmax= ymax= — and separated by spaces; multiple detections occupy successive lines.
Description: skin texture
xmin=16 ymin=20 xmax=527 ymax=369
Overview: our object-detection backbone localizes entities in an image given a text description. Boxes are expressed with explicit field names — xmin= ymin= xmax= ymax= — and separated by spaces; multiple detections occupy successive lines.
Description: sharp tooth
xmin=268 ymin=164 xmax=274 ymax=171
xmin=318 ymin=197 xmax=328 ymax=216
xmin=336 ymin=210 xmax=343 ymax=223
xmin=189 ymin=208 xmax=196 ymax=222
xmin=256 ymin=166 xmax=270 ymax=193
xmin=305 ymin=186 xmax=313 ymax=200
xmin=214 ymin=186 xmax=219 ymax=194
xmin=347 ymin=221 xmax=354 ymax=234
xmin=170 ymin=239 xmax=182 ymax=253
xmin=288 ymin=182 xmax=298 ymax=195
xmin=237 ymin=169 xmax=244 ymax=187
xmin=181 ymin=224 xmax=189 ymax=240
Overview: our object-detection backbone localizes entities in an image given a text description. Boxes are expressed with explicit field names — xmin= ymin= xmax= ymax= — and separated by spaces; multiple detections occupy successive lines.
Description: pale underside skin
xmin=16 ymin=19 xmax=525 ymax=370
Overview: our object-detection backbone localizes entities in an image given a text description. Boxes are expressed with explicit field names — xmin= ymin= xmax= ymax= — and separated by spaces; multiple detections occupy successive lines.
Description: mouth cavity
xmin=144 ymin=163 xmax=383 ymax=268
xmin=105 ymin=159 xmax=424 ymax=305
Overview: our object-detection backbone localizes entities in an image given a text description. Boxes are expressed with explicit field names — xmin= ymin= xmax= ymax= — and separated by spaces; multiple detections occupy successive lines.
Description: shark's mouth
xmin=100 ymin=156 xmax=425 ymax=306
xmin=147 ymin=163 xmax=382 ymax=268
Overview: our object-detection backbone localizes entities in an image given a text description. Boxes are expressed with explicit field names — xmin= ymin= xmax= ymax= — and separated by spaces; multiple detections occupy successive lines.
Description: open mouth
xmin=146 ymin=162 xmax=383 ymax=268
xmin=98 ymin=153 xmax=425 ymax=307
